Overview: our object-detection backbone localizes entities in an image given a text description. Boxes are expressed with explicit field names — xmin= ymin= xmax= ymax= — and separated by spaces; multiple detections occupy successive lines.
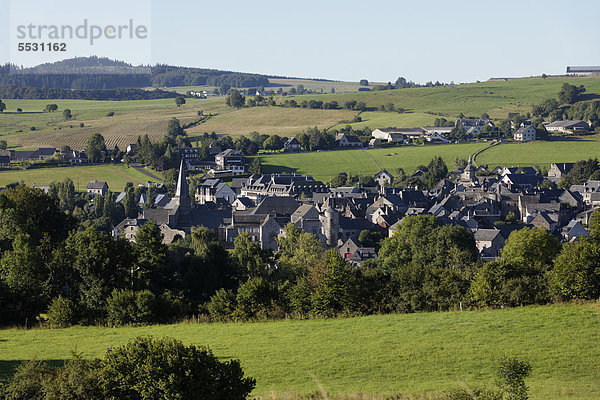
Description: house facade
xmin=87 ymin=180 xmax=109 ymax=196
xmin=514 ymin=125 xmax=536 ymax=142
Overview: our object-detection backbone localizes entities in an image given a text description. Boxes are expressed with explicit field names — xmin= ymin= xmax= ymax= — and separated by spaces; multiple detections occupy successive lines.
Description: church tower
xmin=323 ymin=206 xmax=339 ymax=247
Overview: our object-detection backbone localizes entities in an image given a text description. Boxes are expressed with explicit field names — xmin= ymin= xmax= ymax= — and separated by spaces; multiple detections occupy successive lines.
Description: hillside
xmin=1 ymin=303 xmax=598 ymax=399
xmin=0 ymin=57 xmax=270 ymax=89
xmin=2 ymin=75 xmax=600 ymax=154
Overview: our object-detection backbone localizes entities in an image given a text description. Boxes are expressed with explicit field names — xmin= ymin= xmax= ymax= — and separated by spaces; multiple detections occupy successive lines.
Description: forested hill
xmin=0 ymin=84 xmax=180 ymax=100
xmin=0 ymin=56 xmax=271 ymax=89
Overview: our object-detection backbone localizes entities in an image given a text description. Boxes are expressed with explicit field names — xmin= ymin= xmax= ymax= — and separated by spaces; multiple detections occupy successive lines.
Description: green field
xmin=1 ymin=303 xmax=598 ymax=399
xmin=332 ymin=111 xmax=439 ymax=130
xmin=283 ymin=76 xmax=600 ymax=121
xmin=259 ymin=142 xmax=489 ymax=182
xmin=0 ymin=164 xmax=161 ymax=190
xmin=477 ymin=135 xmax=600 ymax=168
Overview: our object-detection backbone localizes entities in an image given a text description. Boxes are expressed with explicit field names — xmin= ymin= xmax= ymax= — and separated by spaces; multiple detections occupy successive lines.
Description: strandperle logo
xmin=15 ymin=19 xmax=148 ymax=45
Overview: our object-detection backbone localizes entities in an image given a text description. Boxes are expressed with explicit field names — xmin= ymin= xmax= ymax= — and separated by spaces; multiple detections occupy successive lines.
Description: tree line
xmin=0 ymin=85 xmax=180 ymax=101
xmin=0 ymin=59 xmax=270 ymax=90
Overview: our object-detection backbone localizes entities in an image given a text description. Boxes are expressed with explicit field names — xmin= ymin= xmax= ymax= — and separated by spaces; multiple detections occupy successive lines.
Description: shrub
xmin=2 ymin=338 xmax=255 ymax=400
xmin=106 ymin=112 xmax=114 ymax=117
xmin=79 ymin=123 xmax=85 ymax=128
xmin=106 ymin=289 xmax=137 ymax=325
xmin=134 ymin=290 xmax=156 ymax=324
xmin=234 ymin=277 xmax=277 ymax=319
xmin=2 ymin=361 xmax=53 ymax=400
xmin=496 ymin=357 xmax=532 ymax=400
xmin=107 ymin=289 xmax=160 ymax=326
xmin=29 ymin=126 xmax=36 ymax=131
xmin=47 ymin=296 xmax=76 ymax=328
xmin=100 ymin=336 xmax=256 ymax=399
xmin=206 ymin=288 xmax=237 ymax=320
xmin=154 ymin=290 xmax=191 ymax=323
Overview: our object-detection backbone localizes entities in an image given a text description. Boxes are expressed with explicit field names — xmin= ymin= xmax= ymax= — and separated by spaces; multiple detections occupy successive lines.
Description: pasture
xmin=332 ymin=111 xmax=440 ymax=130
xmin=0 ymin=303 xmax=598 ymax=399
xmin=259 ymin=142 xmax=488 ymax=182
xmin=282 ymin=76 xmax=600 ymax=120
xmin=0 ymin=164 xmax=161 ymax=190
xmin=476 ymin=135 xmax=600 ymax=168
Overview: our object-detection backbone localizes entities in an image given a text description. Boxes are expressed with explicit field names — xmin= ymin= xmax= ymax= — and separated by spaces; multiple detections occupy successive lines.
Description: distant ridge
xmin=0 ymin=56 xmax=271 ymax=90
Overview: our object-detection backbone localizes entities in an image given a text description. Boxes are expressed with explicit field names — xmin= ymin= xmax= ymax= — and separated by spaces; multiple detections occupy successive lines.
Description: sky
xmin=1 ymin=0 xmax=600 ymax=83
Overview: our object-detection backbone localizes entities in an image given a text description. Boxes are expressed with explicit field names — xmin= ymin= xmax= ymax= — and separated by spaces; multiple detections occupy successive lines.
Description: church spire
xmin=173 ymin=158 xmax=189 ymax=209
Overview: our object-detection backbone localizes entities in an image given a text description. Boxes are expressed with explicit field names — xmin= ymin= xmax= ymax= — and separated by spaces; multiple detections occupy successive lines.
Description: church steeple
xmin=172 ymin=158 xmax=189 ymax=209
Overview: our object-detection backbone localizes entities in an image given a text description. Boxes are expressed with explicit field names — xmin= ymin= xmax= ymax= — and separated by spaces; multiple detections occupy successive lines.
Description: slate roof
xmin=473 ymin=229 xmax=502 ymax=242
xmin=251 ymin=196 xmax=300 ymax=216
xmin=87 ymin=180 xmax=108 ymax=190
xmin=339 ymin=216 xmax=374 ymax=231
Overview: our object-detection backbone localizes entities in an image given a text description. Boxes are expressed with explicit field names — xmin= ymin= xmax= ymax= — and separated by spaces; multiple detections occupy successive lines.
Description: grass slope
xmin=259 ymin=142 xmax=488 ymax=182
xmin=331 ymin=111 xmax=439 ymax=130
xmin=477 ymin=135 xmax=600 ymax=168
xmin=283 ymin=76 xmax=600 ymax=119
xmin=0 ymin=164 xmax=161 ymax=189
xmin=0 ymin=304 xmax=598 ymax=399
xmin=0 ymin=98 xmax=226 ymax=149
xmin=186 ymin=107 xmax=357 ymax=138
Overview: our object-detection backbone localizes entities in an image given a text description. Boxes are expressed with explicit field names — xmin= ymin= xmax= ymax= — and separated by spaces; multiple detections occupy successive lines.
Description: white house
xmin=513 ymin=125 xmax=536 ymax=142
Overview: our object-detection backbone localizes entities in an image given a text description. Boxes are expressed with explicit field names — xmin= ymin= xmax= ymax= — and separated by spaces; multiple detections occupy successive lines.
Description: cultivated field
xmin=0 ymin=98 xmax=226 ymax=150
xmin=2 ymin=76 xmax=600 ymax=153
xmin=259 ymin=142 xmax=489 ymax=182
xmin=1 ymin=303 xmax=598 ymax=399
xmin=186 ymin=107 xmax=358 ymax=137
xmin=0 ymin=164 xmax=162 ymax=190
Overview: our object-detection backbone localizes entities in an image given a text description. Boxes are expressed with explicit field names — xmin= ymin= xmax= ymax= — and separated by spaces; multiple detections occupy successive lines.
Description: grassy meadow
xmin=259 ymin=142 xmax=489 ymax=182
xmin=282 ymin=76 xmax=600 ymax=119
xmin=476 ymin=135 xmax=600 ymax=168
xmin=0 ymin=303 xmax=598 ymax=399
xmin=0 ymin=164 xmax=161 ymax=189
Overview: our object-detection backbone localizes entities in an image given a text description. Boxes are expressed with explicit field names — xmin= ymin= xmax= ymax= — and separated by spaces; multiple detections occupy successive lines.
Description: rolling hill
xmin=1 ymin=303 xmax=598 ymax=399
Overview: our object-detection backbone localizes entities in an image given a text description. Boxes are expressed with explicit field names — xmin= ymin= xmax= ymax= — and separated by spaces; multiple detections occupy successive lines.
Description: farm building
xmin=566 ymin=66 xmax=600 ymax=76
xmin=545 ymin=120 xmax=589 ymax=133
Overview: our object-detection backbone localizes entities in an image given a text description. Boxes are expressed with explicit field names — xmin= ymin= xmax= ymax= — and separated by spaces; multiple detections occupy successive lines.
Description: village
xmin=72 ymin=153 xmax=590 ymax=266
